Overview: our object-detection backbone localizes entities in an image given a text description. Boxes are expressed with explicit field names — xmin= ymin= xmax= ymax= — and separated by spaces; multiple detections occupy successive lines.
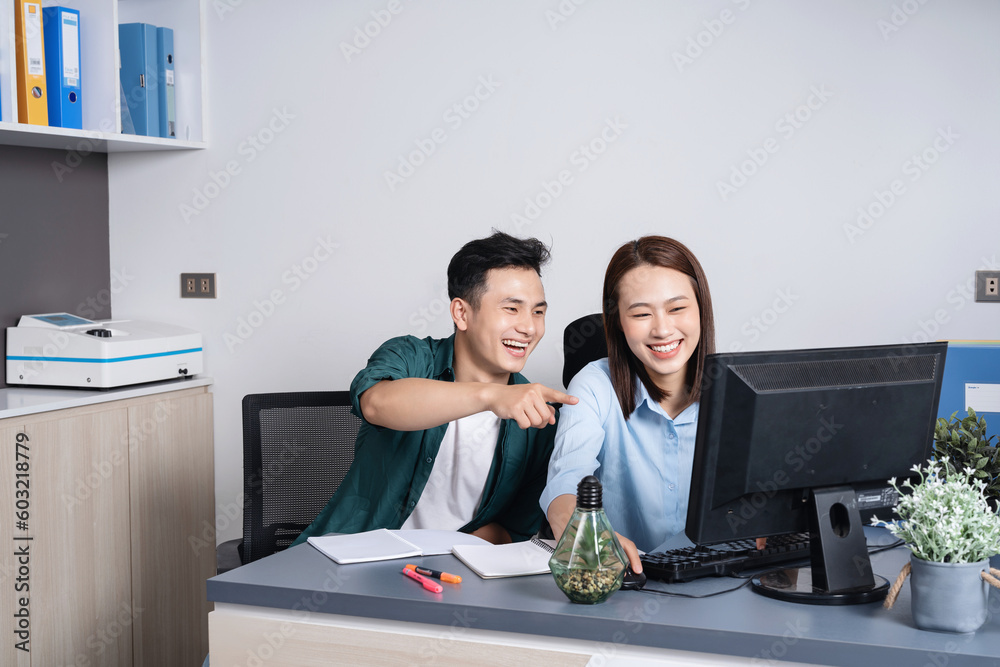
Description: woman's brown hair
xmin=602 ymin=236 xmax=716 ymax=418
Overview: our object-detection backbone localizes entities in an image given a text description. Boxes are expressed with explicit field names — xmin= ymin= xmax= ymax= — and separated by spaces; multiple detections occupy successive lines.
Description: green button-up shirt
xmin=293 ymin=334 xmax=556 ymax=545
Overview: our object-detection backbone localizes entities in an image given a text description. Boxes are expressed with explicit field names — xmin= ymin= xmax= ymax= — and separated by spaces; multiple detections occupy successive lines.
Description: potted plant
xmin=933 ymin=408 xmax=999 ymax=510
xmin=875 ymin=459 xmax=1000 ymax=633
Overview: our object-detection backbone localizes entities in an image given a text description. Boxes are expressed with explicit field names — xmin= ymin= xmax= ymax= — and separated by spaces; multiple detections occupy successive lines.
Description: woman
xmin=540 ymin=236 xmax=715 ymax=570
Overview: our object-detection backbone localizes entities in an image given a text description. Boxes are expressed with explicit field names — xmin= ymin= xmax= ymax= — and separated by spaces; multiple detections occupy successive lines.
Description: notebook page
xmin=452 ymin=540 xmax=553 ymax=578
xmin=308 ymin=528 xmax=422 ymax=564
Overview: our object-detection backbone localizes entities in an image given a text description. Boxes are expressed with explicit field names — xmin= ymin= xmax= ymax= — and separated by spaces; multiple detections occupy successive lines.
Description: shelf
xmin=0 ymin=0 xmax=206 ymax=152
xmin=0 ymin=120 xmax=205 ymax=152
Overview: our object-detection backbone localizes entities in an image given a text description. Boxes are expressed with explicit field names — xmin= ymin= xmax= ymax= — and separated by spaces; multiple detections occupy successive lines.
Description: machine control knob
xmin=86 ymin=329 xmax=112 ymax=337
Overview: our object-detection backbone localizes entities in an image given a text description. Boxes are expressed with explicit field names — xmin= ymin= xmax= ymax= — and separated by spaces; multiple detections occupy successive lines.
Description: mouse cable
xmin=637 ymin=577 xmax=752 ymax=599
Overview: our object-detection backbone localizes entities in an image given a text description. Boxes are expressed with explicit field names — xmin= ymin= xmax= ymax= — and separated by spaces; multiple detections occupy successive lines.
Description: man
xmin=293 ymin=231 xmax=577 ymax=546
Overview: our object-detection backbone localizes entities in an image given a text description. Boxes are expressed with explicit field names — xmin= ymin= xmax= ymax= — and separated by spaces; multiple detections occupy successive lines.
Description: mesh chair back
xmin=241 ymin=391 xmax=362 ymax=564
xmin=563 ymin=313 xmax=607 ymax=388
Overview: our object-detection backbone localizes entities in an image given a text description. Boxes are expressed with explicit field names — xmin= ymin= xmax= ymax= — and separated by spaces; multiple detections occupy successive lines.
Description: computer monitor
xmin=686 ymin=341 xmax=947 ymax=605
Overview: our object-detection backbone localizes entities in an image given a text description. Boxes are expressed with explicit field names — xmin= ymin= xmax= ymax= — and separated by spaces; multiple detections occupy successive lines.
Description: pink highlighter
xmin=402 ymin=567 xmax=443 ymax=593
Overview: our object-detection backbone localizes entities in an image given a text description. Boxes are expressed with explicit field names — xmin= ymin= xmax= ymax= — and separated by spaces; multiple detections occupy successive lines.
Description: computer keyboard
xmin=640 ymin=533 xmax=813 ymax=583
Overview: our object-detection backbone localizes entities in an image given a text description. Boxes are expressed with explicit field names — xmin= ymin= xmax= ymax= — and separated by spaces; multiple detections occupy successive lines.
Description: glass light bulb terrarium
xmin=549 ymin=475 xmax=627 ymax=604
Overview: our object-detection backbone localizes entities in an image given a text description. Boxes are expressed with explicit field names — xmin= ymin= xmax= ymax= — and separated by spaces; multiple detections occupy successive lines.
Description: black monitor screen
xmin=685 ymin=342 xmax=946 ymax=603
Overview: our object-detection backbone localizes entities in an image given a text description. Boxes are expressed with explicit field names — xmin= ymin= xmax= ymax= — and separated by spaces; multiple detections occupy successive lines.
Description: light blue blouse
xmin=540 ymin=358 xmax=699 ymax=553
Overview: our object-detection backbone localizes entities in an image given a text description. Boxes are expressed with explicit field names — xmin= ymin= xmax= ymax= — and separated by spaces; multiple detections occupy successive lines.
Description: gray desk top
xmin=208 ymin=529 xmax=1000 ymax=666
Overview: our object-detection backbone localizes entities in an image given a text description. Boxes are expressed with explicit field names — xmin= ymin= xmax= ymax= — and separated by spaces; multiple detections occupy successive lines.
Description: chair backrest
xmin=562 ymin=313 xmax=607 ymax=388
xmin=241 ymin=391 xmax=362 ymax=564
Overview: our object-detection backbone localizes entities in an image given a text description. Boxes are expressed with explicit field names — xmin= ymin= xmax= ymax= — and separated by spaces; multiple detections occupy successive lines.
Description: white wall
xmin=108 ymin=1 xmax=1000 ymax=545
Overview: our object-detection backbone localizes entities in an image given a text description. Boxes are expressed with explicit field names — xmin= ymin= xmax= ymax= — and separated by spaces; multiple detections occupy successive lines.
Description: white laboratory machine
xmin=6 ymin=313 xmax=203 ymax=389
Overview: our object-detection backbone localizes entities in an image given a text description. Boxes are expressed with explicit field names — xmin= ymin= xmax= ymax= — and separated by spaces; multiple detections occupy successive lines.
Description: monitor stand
xmin=751 ymin=485 xmax=890 ymax=605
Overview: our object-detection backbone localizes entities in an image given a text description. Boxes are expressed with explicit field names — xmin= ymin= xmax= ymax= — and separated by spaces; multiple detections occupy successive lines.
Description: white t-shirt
xmin=401 ymin=410 xmax=501 ymax=531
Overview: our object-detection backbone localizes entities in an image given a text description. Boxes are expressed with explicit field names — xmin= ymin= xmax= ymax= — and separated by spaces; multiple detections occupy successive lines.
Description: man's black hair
xmin=447 ymin=231 xmax=551 ymax=308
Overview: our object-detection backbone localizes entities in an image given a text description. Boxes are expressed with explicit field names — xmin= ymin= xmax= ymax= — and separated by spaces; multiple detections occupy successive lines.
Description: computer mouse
xmin=620 ymin=566 xmax=646 ymax=591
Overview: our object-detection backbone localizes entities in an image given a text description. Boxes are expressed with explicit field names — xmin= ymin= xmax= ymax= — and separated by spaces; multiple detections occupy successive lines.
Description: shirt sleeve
xmin=349 ymin=336 xmax=434 ymax=424
xmin=492 ymin=420 xmax=557 ymax=542
xmin=539 ymin=363 xmax=612 ymax=515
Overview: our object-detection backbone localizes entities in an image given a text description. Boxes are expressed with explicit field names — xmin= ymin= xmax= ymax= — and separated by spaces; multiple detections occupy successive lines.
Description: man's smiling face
xmin=455 ymin=267 xmax=547 ymax=383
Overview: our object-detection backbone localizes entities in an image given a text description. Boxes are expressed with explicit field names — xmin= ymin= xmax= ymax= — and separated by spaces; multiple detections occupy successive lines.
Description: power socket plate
xmin=181 ymin=273 xmax=217 ymax=298
xmin=975 ymin=271 xmax=1000 ymax=302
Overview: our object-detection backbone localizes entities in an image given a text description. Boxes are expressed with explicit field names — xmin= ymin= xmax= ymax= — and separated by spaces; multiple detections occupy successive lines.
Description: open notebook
xmin=307 ymin=529 xmax=489 ymax=564
xmin=451 ymin=537 xmax=556 ymax=578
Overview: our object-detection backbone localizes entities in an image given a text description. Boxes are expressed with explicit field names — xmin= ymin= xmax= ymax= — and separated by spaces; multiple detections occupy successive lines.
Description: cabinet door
xmin=0 ymin=410 xmax=132 ymax=667
xmin=128 ymin=392 xmax=214 ymax=667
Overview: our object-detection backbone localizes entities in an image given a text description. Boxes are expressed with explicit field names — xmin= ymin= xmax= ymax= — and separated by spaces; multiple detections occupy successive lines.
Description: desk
xmin=207 ymin=529 xmax=1000 ymax=666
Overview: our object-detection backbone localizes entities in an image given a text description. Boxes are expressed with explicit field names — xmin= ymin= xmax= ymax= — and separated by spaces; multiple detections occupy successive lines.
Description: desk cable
xmin=638 ymin=577 xmax=752 ymax=599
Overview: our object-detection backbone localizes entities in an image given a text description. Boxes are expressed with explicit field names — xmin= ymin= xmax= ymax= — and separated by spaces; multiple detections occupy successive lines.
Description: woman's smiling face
xmin=617 ymin=264 xmax=701 ymax=393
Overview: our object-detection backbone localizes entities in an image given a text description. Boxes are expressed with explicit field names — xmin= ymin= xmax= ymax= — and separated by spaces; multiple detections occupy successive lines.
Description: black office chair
xmin=217 ymin=391 xmax=362 ymax=573
xmin=562 ymin=313 xmax=607 ymax=388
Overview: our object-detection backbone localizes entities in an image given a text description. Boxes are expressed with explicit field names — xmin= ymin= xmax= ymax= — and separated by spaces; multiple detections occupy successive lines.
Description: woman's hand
xmin=616 ymin=532 xmax=642 ymax=573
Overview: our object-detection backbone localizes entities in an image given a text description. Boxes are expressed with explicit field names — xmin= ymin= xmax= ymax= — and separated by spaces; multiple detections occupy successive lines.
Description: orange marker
xmin=404 ymin=563 xmax=462 ymax=584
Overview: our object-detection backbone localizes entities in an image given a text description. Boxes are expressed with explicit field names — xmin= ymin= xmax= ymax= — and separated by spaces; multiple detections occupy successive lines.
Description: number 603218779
xmin=15 ymin=432 xmax=30 ymax=509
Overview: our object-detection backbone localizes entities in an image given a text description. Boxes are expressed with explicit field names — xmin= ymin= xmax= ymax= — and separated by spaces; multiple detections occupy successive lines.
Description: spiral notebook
xmin=451 ymin=537 xmax=556 ymax=579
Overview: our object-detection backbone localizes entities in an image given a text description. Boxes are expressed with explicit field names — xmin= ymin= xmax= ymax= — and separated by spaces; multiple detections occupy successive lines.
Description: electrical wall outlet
xmin=181 ymin=273 xmax=217 ymax=298
xmin=975 ymin=271 xmax=1000 ymax=302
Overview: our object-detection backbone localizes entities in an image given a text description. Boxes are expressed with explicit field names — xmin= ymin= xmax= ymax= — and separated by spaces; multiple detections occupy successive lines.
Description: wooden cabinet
xmin=0 ymin=385 xmax=214 ymax=667
xmin=0 ymin=0 xmax=207 ymax=152
xmin=128 ymin=391 xmax=215 ymax=666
